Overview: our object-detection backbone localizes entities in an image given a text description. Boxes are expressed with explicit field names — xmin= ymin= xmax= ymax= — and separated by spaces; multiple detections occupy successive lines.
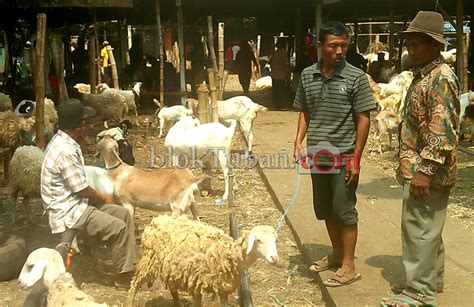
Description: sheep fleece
xmin=134 ymin=215 xmax=248 ymax=296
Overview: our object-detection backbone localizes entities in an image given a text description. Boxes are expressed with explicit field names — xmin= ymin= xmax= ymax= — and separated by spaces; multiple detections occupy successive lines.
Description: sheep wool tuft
xmin=80 ymin=91 xmax=128 ymax=124
xmin=0 ymin=111 xmax=36 ymax=147
xmin=129 ymin=215 xmax=270 ymax=305
xmin=0 ymin=92 xmax=13 ymax=112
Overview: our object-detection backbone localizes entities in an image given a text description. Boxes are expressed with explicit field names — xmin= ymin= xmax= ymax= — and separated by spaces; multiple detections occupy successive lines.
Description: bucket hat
xmin=398 ymin=11 xmax=448 ymax=45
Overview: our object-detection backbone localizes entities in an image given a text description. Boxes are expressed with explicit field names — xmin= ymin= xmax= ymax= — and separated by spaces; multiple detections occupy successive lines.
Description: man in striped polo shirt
xmin=293 ymin=21 xmax=376 ymax=287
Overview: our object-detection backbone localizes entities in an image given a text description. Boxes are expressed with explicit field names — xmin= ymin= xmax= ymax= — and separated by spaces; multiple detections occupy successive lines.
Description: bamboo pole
xmin=207 ymin=68 xmax=218 ymax=122
xmin=58 ymin=42 xmax=68 ymax=102
xmin=89 ymin=36 xmax=97 ymax=94
xmin=35 ymin=13 xmax=47 ymax=150
xmin=463 ymin=33 xmax=469 ymax=93
xmin=256 ymin=34 xmax=261 ymax=77
xmin=197 ymin=83 xmax=209 ymax=124
xmin=106 ymin=45 xmax=119 ymax=89
xmin=155 ymin=0 xmax=165 ymax=104
xmin=456 ymin=0 xmax=465 ymax=92
xmin=207 ymin=16 xmax=218 ymax=75
xmin=218 ymin=22 xmax=225 ymax=98
xmin=176 ymin=0 xmax=186 ymax=105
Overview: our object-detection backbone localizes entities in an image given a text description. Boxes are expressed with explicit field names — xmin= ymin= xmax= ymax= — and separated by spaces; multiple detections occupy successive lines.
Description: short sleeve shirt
xmin=41 ymin=130 xmax=89 ymax=233
xmin=293 ymin=59 xmax=376 ymax=154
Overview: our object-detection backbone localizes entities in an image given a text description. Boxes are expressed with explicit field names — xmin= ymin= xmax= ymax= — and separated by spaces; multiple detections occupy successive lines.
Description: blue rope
xmin=274 ymin=170 xmax=302 ymax=234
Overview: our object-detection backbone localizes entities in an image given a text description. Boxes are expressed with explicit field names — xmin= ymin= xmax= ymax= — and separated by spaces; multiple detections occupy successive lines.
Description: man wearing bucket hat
xmin=41 ymin=99 xmax=137 ymax=290
xmin=381 ymin=11 xmax=460 ymax=306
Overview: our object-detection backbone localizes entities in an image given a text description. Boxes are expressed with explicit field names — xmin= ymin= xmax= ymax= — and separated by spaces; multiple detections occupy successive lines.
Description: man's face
xmin=404 ymin=34 xmax=441 ymax=67
xmin=73 ymin=121 xmax=86 ymax=144
xmin=318 ymin=34 xmax=348 ymax=68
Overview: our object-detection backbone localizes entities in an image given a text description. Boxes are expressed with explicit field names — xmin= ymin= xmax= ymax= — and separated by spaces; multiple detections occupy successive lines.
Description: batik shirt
xmin=397 ymin=57 xmax=460 ymax=187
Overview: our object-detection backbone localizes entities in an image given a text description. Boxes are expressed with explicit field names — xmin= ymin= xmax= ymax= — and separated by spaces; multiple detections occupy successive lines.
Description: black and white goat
xmin=96 ymin=120 xmax=135 ymax=165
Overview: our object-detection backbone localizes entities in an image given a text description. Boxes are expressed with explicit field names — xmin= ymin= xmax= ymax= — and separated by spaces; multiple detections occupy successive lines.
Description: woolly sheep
xmin=75 ymin=90 xmax=128 ymax=127
xmin=0 ymin=92 xmax=13 ymax=112
xmin=0 ymin=111 xmax=36 ymax=148
xmin=154 ymin=99 xmax=194 ymax=137
xmin=19 ymin=248 xmax=107 ymax=306
xmin=13 ymin=98 xmax=58 ymax=142
xmin=127 ymin=215 xmax=279 ymax=307
xmin=255 ymin=76 xmax=272 ymax=90
xmin=97 ymin=83 xmax=141 ymax=126
xmin=9 ymin=145 xmax=114 ymax=223
xmin=73 ymin=83 xmax=91 ymax=94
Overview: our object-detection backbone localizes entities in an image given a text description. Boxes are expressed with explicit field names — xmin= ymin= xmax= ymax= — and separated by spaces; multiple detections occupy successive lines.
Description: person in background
xmin=236 ymin=40 xmax=259 ymax=95
xmin=129 ymin=34 xmax=144 ymax=81
xmin=187 ymin=32 xmax=207 ymax=95
xmin=270 ymin=39 xmax=290 ymax=109
xmin=71 ymin=37 xmax=90 ymax=83
xmin=346 ymin=44 xmax=367 ymax=73
xmin=100 ymin=41 xmax=111 ymax=85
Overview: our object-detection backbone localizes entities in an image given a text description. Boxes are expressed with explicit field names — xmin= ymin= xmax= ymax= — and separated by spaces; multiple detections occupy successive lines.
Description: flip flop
xmin=323 ymin=268 xmax=361 ymax=287
xmin=380 ymin=294 xmax=423 ymax=306
xmin=309 ymin=256 xmax=341 ymax=272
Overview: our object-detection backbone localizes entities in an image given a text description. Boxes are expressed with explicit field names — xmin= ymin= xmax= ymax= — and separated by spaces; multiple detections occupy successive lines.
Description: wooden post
xmin=463 ymin=33 xmax=469 ymax=93
xmin=388 ymin=0 xmax=395 ymax=61
xmin=119 ymin=22 xmax=128 ymax=70
xmin=456 ymin=0 xmax=465 ymax=92
xmin=176 ymin=0 xmax=186 ymax=105
xmin=315 ymin=0 xmax=322 ymax=60
xmin=155 ymin=0 xmax=165 ymax=104
xmin=2 ymin=31 xmax=10 ymax=84
xmin=89 ymin=36 xmax=97 ymax=94
xmin=106 ymin=45 xmax=119 ymax=89
xmin=35 ymin=13 xmax=47 ymax=150
xmin=58 ymin=42 xmax=68 ymax=102
xmin=49 ymin=37 xmax=68 ymax=102
xmin=93 ymin=8 xmax=101 ymax=86
xmin=369 ymin=22 xmax=373 ymax=50
xmin=295 ymin=8 xmax=302 ymax=73
xmin=207 ymin=68 xmax=218 ymax=122
xmin=354 ymin=21 xmax=359 ymax=51
xmin=218 ymin=22 xmax=225 ymax=98
xmin=197 ymin=83 xmax=209 ymax=124
xmin=256 ymin=34 xmax=261 ymax=76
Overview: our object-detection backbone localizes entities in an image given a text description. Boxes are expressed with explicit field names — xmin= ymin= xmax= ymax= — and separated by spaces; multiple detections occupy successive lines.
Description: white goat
xmin=154 ymin=98 xmax=193 ymax=137
xmin=165 ymin=116 xmax=237 ymax=200
xmin=96 ymin=136 xmax=203 ymax=219
xmin=19 ymin=248 xmax=106 ymax=306
xmin=373 ymin=110 xmax=402 ymax=154
xmin=127 ymin=215 xmax=279 ymax=307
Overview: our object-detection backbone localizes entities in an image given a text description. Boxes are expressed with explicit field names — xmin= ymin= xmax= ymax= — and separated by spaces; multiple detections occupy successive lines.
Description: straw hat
xmin=398 ymin=11 xmax=448 ymax=45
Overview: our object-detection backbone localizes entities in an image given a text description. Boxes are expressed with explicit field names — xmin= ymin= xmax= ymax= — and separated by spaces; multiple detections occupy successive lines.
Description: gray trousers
xmin=72 ymin=204 xmax=137 ymax=274
xmin=401 ymin=186 xmax=449 ymax=305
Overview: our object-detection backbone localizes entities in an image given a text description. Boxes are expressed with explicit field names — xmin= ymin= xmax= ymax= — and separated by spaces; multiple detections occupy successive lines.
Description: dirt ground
xmin=0 ymin=75 xmax=325 ymax=306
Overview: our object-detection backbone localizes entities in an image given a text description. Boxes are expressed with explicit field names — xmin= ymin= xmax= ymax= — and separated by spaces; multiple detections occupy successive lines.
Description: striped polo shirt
xmin=293 ymin=59 xmax=376 ymax=156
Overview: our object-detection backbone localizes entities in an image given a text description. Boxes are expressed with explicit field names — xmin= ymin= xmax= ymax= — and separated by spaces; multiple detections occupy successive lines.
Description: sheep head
xmin=18 ymin=248 xmax=66 ymax=289
xmin=244 ymin=225 xmax=279 ymax=266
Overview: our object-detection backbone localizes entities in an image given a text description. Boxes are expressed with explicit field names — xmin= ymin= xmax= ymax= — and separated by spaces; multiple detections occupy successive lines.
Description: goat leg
xmin=170 ymin=289 xmax=182 ymax=307
xmin=219 ymin=294 xmax=228 ymax=307
xmin=23 ymin=195 xmax=34 ymax=224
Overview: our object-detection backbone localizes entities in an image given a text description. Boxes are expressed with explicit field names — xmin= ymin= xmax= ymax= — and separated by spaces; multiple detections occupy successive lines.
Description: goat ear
xmin=246 ymin=234 xmax=256 ymax=255
xmin=43 ymin=254 xmax=66 ymax=288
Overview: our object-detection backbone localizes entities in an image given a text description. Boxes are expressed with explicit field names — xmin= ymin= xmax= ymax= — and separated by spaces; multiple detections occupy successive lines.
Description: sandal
xmin=380 ymin=294 xmax=424 ymax=306
xmin=309 ymin=256 xmax=341 ymax=272
xmin=323 ymin=268 xmax=361 ymax=287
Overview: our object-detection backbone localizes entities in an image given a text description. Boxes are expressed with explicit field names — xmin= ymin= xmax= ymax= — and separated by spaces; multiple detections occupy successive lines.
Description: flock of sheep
xmin=0 ymin=85 xmax=275 ymax=306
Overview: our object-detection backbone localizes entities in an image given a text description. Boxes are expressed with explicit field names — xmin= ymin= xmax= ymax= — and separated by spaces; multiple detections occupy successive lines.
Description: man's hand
xmin=345 ymin=159 xmax=360 ymax=186
xmin=294 ymin=142 xmax=303 ymax=162
xmin=103 ymin=194 xmax=114 ymax=204
xmin=410 ymin=171 xmax=433 ymax=200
